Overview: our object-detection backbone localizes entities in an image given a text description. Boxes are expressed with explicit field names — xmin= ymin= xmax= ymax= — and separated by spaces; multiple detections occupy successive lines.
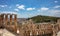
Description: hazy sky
xmin=0 ymin=0 xmax=60 ymax=18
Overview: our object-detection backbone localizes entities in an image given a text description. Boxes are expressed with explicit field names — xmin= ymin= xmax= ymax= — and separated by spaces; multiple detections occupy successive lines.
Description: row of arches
xmin=19 ymin=23 xmax=54 ymax=36
xmin=0 ymin=14 xmax=17 ymax=25
xmin=0 ymin=14 xmax=17 ymax=33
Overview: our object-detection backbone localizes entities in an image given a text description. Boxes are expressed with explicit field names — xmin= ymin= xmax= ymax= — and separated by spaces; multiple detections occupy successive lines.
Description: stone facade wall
xmin=19 ymin=24 xmax=53 ymax=36
xmin=0 ymin=14 xmax=17 ymax=33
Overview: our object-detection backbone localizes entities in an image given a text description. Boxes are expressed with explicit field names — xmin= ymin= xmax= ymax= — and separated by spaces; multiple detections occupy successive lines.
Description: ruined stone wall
xmin=0 ymin=14 xmax=17 ymax=33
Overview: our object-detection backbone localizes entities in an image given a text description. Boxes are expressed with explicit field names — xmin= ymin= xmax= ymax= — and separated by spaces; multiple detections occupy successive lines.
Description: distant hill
xmin=17 ymin=18 xmax=27 ymax=24
xmin=28 ymin=15 xmax=60 ymax=23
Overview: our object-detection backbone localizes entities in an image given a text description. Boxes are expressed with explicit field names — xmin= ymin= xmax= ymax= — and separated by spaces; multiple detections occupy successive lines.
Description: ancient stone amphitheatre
xmin=0 ymin=13 xmax=60 ymax=36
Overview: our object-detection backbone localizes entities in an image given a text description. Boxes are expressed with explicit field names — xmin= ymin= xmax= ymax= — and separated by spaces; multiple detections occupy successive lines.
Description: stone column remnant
xmin=5 ymin=14 xmax=8 ymax=26
xmin=0 ymin=14 xmax=2 ymax=27
xmin=1 ymin=14 xmax=5 ymax=28
xmin=14 ymin=14 xmax=17 ymax=33
xmin=10 ymin=15 xmax=12 ymax=25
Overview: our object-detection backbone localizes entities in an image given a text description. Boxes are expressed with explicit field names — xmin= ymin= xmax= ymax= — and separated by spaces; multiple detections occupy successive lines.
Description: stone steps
xmin=0 ymin=29 xmax=16 ymax=36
